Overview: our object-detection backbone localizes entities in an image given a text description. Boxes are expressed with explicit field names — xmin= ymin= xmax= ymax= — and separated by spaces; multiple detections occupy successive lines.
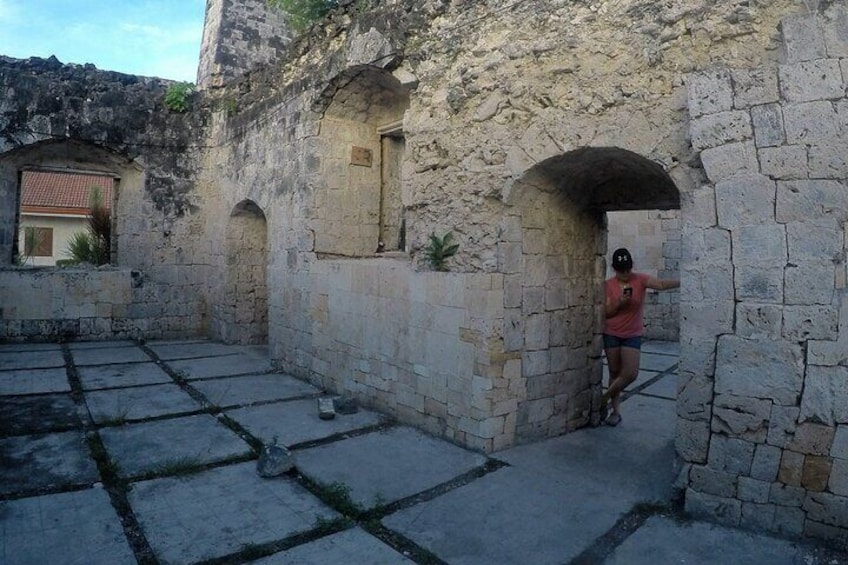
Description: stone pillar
xmin=197 ymin=0 xmax=293 ymax=89
xmin=680 ymin=5 xmax=848 ymax=544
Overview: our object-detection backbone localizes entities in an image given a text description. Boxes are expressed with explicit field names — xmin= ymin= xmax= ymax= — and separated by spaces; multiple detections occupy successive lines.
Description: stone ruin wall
xmin=0 ymin=57 xmax=211 ymax=340
xmin=678 ymin=6 xmax=848 ymax=543
xmin=198 ymin=0 xmax=798 ymax=453
xmin=3 ymin=0 xmax=848 ymax=546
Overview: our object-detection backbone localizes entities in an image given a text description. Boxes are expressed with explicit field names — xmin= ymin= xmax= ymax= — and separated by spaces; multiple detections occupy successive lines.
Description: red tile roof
xmin=21 ymin=170 xmax=114 ymax=214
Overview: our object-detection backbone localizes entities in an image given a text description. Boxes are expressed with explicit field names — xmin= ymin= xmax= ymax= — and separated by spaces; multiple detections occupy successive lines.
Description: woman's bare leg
xmin=606 ymin=346 xmax=640 ymax=415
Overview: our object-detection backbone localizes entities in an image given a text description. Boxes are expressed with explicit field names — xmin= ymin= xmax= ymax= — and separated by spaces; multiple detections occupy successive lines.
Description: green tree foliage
xmin=425 ymin=232 xmax=459 ymax=272
xmin=66 ymin=186 xmax=111 ymax=266
xmin=267 ymin=0 xmax=338 ymax=31
xmin=164 ymin=82 xmax=195 ymax=113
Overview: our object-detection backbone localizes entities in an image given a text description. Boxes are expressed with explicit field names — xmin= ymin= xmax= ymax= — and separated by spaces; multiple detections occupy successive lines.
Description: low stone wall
xmin=0 ymin=266 xmax=204 ymax=342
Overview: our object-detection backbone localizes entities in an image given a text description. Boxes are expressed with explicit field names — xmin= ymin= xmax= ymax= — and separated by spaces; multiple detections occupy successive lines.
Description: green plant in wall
xmin=425 ymin=232 xmax=460 ymax=272
xmin=267 ymin=0 xmax=338 ymax=32
xmin=164 ymin=82 xmax=195 ymax=113
xmin=66 ymin=186 xmax=111 ymax=266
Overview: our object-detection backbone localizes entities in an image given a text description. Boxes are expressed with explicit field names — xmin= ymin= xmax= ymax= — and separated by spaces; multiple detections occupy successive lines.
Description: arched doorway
xmin=215 ymin=199 xmax=268 ymax=344
xmin=504 ymin=147 xmax=680 ymax=442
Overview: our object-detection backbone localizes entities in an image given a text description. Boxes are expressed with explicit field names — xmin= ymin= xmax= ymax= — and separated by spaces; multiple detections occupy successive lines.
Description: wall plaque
xmin=350 ymin=146 xmax=373 ymax=167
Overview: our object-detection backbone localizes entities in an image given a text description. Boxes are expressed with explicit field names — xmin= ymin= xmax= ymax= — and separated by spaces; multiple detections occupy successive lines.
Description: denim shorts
xmin=603 ymin=334 xmax=642 ymax=350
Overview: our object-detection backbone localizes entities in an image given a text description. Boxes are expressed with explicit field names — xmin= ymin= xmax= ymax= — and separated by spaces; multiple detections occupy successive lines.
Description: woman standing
xmin=601 ymin=248 xmax=679 ymax=426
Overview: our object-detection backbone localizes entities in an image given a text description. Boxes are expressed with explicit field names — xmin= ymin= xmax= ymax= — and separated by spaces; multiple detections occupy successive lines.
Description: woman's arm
xmin=645 ymin=276 xmax=680 ymax=291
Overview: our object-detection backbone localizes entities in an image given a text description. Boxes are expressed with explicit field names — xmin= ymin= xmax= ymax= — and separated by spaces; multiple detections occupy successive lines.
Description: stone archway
xmin=215 ymin=199 xmax=268 ymax=344
xmin=503 ymin=146 xmax=681 ymax=442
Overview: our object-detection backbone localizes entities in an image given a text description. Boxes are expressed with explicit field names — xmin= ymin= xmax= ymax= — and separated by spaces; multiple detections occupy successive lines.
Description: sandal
xmin=605 ymin=413 xmax=622 ymax=427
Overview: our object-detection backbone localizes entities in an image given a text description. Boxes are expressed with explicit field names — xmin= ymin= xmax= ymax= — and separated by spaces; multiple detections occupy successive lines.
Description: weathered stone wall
xmin=197 ymin=0 xmax=292 ymax=89
xmin=0 ymin=56 xmax=210 ymax=340
xmin=678 ymin=5 xmax=848 ymax=544
xmin=607 ymin=210 xmax=681 ymax=340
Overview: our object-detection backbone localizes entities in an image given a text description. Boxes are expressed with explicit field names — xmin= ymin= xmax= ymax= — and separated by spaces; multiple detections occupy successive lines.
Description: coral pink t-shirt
xmin=604 ymin=272 xmax=650 ymax=338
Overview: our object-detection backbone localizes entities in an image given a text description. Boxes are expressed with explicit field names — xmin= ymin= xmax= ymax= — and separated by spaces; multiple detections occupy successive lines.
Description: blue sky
xmin=0 ymin=0 xmax=207 ymax=82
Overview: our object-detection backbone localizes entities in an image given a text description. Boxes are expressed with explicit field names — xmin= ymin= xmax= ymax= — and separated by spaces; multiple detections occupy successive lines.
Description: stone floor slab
xmin=146 ymin=340 xmax=247 ymax=360
xmin=639 ymin=373 xmax=677 ymax=400
xmin=0 ymin=394 xmax=81 ymax=436
xmin=70 ymin=346 xmax=151 ymax=366
xmin=167 ymin=353 xmax=272 ymax=380
xmin=98 ymin=414 xmax=252 ymax=478
xmin=0 ymin=431 xmax=99 ymax=495
xmin=0 ymin=350 xmax=65 ymax=371
xmin=0 ymin=368 xmax=70 ymax=396
xmin=191 ymin=374 xmax=321 ymax=408
xmin=0 ymin=488 xmax=135 ymax=565
xmin=295 ymin=426 xmax=487 ymax=508
xmin=385 ymin=396 xmax=676 ymax=565
xmin=605 ymin=515 xmax=819 ymax=565
xmin=129 ymin=461 xmax=336 ymax=564
xmin=227 ymin=398 xmax=385 ymax=447
xmin=255 ymin=527 xmax=414 ymax=564
xmin=641 ymin=340 xmax=681 ymax=356
xmin=637 ymin=352 xmax=678 ymax=372
xmin=77 ymin=362 xmax=172 ymax=390
xmin=84 ymin=384 xmax=202 ymax=424
xmin=67 ymin=340 xmax=136 ymax=350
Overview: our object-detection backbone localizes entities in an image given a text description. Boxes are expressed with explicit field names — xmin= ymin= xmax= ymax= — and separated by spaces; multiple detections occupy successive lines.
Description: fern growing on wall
xmin=425 ymin=232 xmax=459 ymax=272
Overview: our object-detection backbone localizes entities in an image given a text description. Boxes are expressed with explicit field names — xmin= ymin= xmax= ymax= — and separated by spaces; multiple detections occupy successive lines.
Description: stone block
xmin=732 ymin=67 xmax=780 ymax=108
xmin=498 ymin=242 xmax=522 ymax=274
xmin=787 ymin=222 xmax=844 ymax=262
xmin=731 ymin=224 xmax=786 ymax=264
xmin=676 ymin=417 xmax=711 ymax=464
xmin=780 ymin=14 xmax=827 ymax=62
xmin=800 ymin=365 xmax=848 ymax=426
xmin=714 ymin=336 xmax=803 ymax=407
xmin=741 ymin=502 xmax=776 ymax=530
xmin=685 ymin=488 xmax=742 ymax=527
xmin=521 ymin=350 xmax=549 ymax=378
xmin=809 ymin=143 xmax=848 ymax=179
xmin=751 ymin=444 xmax=782 ymax=482
xmin=784 ymin=261 xmax=836 ymax=306
xmin=789 ymin=422 xmax=836 ymax=456
xmin=681 ymin=263 xmax=732 ymax=303
xmin=770 ymin=482 xmax=806 ymax=507
xmin=783 ymin=100 xmax=840 ymax=144
xmin=758 ymin=145 xmax=807 ymax=179
xmin=680 ymin=301 xmax=734 ymax=340
xmin=715 ymin=174 xmax=776 ymax=228
xmin=504 ymin=275 xmax=522 ymax=309
xmin=738 ymin=477 xmax=771 ymax=503
xmin=783 ymin=305 xmax=838 ymax=341
xmin=522 ymin=286 xmax=545 ymax=315
xmin=824 ymin=6 xmax=848 ymax=57
xmin=679 ymin=187 xmax=717 ymax=229
xmin=804 ymin=491 xmax=848 ymax=528
xmin=778 ymin=450 xmax=805 ymax=486
xmin=736 ymin=303 xmax=783 ymax=339
xmin=833 ymin=426 xmax=848 ymax=460
xmin=677 ymin=372 xmax=714 ymax=421
xmin=735 ymin=264 xmax=784 ymax=302
xmin=690 ymin=111 xmax=753 ymax=150
xmin=804 ymin=519 xmax=848 ymax=544
xmin=768 ymin=405 xmax=800 ymax=448
xmin=774 ymin=506 xmax=805 ymax=536
xmin=751 ymin=103 xmax=785 ymax=148
xmin=699 ymin=141 xmax=759 ymax=183
xmin=802 ymin=455 xmax=833 ymax=492
xmin=690 ymin=465 xmax=737 ymax=497
xmin=779 ymin=60 xmax=844 ymax=102
xmin=708 ymin=435 xmax=755 ymax=475
xmin=712 ymin=394 xmax=771 ymax=443
xmin=830 ymin=458 xmax=848 ymax=496
xmin=686 ymin=69 xmax=733 ymax=118
xmin=677 ymin=336 xmax=717 ymax=378
xmin=524 ymin=313 xmax=550 ymax=351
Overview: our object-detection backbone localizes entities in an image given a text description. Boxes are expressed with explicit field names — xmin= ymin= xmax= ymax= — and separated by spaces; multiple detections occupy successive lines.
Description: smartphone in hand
xmin=623 ymin=287 xmax=632 ymax=297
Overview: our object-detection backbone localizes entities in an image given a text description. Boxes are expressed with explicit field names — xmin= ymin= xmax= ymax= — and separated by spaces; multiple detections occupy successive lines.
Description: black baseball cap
xmin=612 ymin=248 xmax=633 ymax=271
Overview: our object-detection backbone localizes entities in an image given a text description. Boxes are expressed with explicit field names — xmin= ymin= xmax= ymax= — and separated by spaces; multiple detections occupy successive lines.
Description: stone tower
xmin=197 ymin=0 xmax=293 ymax=89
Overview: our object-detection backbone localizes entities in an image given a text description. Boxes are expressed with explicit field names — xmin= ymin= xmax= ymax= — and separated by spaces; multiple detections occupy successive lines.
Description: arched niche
xmin=502 ymin=146 xmax=681 ymax=442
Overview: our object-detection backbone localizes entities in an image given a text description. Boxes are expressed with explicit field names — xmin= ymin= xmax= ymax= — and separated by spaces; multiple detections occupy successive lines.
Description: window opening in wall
xmin=377 ymin=120 xmax=405 ymax=253
xmin=17 ymin=168 xmax=117 ymax=267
